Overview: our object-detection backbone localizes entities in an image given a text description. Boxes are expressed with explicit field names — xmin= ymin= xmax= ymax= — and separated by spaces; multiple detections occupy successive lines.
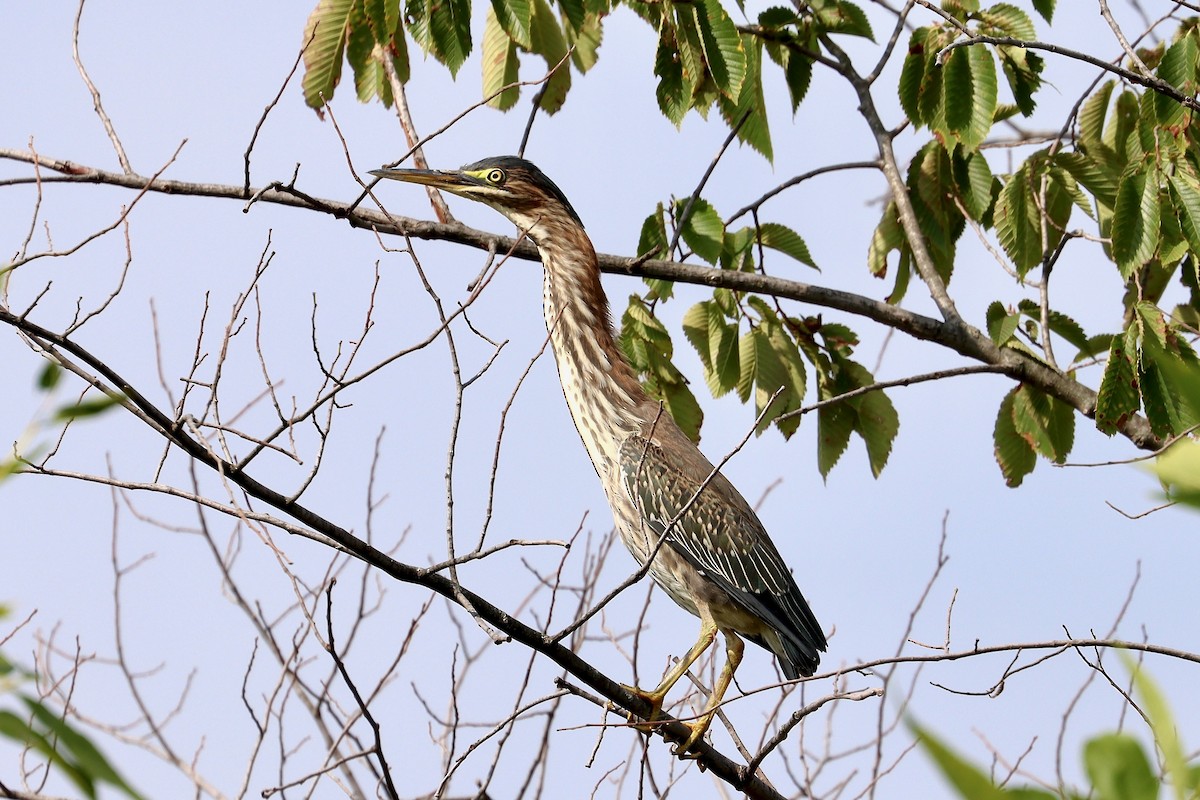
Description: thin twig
xmin=72 ymin=0 xmax=131 ymax=173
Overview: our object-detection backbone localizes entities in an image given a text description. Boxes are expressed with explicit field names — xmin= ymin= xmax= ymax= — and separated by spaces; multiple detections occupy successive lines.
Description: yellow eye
xmin=486 ymin=168 xmax=506 ymax=185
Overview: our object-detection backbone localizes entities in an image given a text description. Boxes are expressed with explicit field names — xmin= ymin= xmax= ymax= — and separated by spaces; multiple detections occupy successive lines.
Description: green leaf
xmin=695 ymin=0 xmax=746 ymax=100
xmin=361 ymin=0 xmax=388 ymax=35
xmin=868 ymin=201 xmax=900 ymax=277
xmin=1054 ymin=151 xmax=1117 ymax=211
xmin=1072 ymin=335 xmax=1112 ymax=366
xmin=674 ymin=6 xmax=708 ymax=105
xmin=684 ymin=300 xmax=740 ymax=398
xmin=1155 ymin=438 xmax=1200 ymax=508
xmin=638 ymin=203 xmax=672 ymax=299
xmin=565 ymin=12 xmax=602 ymax=72
xmin=389 ymin=11 xmax=411 ymax=81
xmin=819 ymin=357 xmax=896 ymax=477
xmin=1137 ymin=310 xmax=1200 ymax=437
xmin=758 ymin=222 xmax=817 ymax=269
xmin=867 ymin=197 xmax=913 ymax=304
xmin=345 ymin=0 xmax=409 ymax=103
xmin=1012 ymin=384 xmax=1074 ymax=463
xmin=768 ymin=324 xmax=807 ymax=438
xmin=658 ymin=369 xmax=704 ymax=441
xmin=1169 ymin=171 xmax=1200 ymax=259
xmin=1079 ymin=81 xmax=1115 ymax=154
xmin=483 ymin=8 xmax=521 ymax=110
xmin=0 ymin=457 xmax=21 ymax=482
xmin=758 ymin=5 xmax=799 ymax=26
xmin=302 ymin=0 xmax=354 ymax=111
xmin=856 ymin=382 xmax=898 ymax=477
xmin=37 ymin=361 xmax=61 ymax=390
xmin=913 ymin=723 xmax=1007 ymax=800
xmin=1016 ymin=300 xmax=1090 ymax=352
xmin=908 ymin=141 xmax=963 ymax=281
xmin=1112 ymin=169 xmax=1162 ymax=279
xmin=994 ymin=386 xmax=1036 ymax=486
xmin=1043 ymin=168 xmax=1076 ymax=240
xmin=1105 ymin=90 xmax=1141 ymax=166
xmin=678 ymin=198 xmax=726 ymax=263
xmin=817 ymin=402 xmax=853 ymax=478
xmin=707 ymin=313 xmax=740 ymax=397
xmin=1155 ymin=33 xmax=1199 ymax=126
xmin=978 ymin=3 xmax=1035 ymax=39
xmin=558 ymin=0 xmax=585 ymax=32
xmin=918 ymin=43 xmax=946 ymax=130
xmin=718 ymin=34 xmax=771 ymax=160
xmin=622 ymin=297 xmax=705 ymax=441
xmin=1047 ymin=164 xmax=1094 ymax=220
xmin=655 ymin=31 xmax=689 ymax=125
xmin=1140 ymin=343 xmax=1185 ymax=439
xmin=737 ymin=328 xmax=757 ymax=403
xmin=783 ymin=46 xmax=813 ymax=112
xmin=54 ymin=394 xmax=123 ymax=422
xmin=1084 ymin=734 xmax=1158 ymax=800
xmin=528 ymin=0 xmax=571 ymax=113
xmin=1095 ymin=328 xmax=1140 ymax=435
xmin=1124 ymin=658 xmax=1190 ymax=800
xmin=347 ymin=6 xmax=387 ymax=105
xmin=23 ymin=698 xmax=146 ymax=800
xmin=0 ymin=710 xmax=92 ymax=797
xmin=1159 ymin=197 xmax=1189 ymax=266
xmin=998 ymin=46 xmax=1043 ymax=116
xmin=954 ymin=149 xmax=995 ymax=220
xmin=722 ymin=226 xmax=755 ymax=271
xmin=995 ymin=163 xmax=1042 ymax=274
xmin=406 ymin=0 xmax=472 ymax=76
xmin=490 ymin=0 xmax=532 ymax=47
xmin=958 ymin=42 xmax=998 ymax=150
xmin=986 ymin=301 xmax=1019 ymax=345
xmin=751 ymin=329 xmax=790 ymax=433
xmin=734 ymin=327 xmax=788 ymax=432
xmin=942 ymin=47 xmax=973 ymax=133
xmin=816 ymin=0 xmax=874 ymax=40
xmin=1031 ymin=0 xmax=1054 ymax=23
xmin=682 ymin=301 xmax=713 ymax=364
xmin=898 ymin=28 xmax=930 ymax=125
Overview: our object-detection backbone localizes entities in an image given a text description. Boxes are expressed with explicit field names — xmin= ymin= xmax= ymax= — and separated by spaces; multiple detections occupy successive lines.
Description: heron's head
xmin=370 ymin=156 xmax=583 ymax=234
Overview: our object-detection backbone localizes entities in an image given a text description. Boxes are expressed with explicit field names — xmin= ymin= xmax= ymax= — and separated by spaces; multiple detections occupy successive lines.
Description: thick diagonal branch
xmin=0 ymin=306 xmax=789 ymax=800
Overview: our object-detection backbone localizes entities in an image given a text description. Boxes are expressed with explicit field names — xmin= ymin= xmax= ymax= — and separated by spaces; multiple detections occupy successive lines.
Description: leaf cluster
xmin=302 ymin=0 xmax=878 ymax=156
xmin=619 ymin=202 xmax=896 ymax=476
xmin=890 ymin=11 xmax=1200 ymax=484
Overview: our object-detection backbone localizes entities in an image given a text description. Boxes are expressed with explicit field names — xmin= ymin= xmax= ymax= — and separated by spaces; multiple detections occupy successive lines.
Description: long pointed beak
xmin=369 ymin=167 xmax=479 ymax=195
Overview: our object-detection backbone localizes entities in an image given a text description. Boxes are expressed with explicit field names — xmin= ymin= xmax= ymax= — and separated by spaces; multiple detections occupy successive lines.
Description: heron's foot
xmin=670 ymin=716 xmax=714 ymax=760
xmin=618 ymin=683 xmax=666 ymax=733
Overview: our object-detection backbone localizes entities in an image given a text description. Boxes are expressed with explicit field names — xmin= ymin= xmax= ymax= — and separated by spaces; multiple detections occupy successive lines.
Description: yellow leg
xmin=675 ymin=630 xmax=744 ymax=757
xmin=621 ymin=613 xmax=719 ymax=726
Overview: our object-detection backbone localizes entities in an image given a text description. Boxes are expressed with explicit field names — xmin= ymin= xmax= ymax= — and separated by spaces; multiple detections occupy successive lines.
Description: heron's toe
xmin=670 ymin=718 xmax=712 ymax=759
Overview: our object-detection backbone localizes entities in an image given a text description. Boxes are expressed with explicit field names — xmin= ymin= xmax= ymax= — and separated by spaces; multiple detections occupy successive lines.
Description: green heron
xmin=371 ymin=156 xmax=826 ymax=754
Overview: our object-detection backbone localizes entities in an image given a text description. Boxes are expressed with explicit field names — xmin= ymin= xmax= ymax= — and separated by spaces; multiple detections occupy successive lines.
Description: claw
xmin=670 ymin=716 xmax=713 ymax=758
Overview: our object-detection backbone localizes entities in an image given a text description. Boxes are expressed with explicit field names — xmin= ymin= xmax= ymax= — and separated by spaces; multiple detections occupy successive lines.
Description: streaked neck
xmin=531 ymin=227 xmax=647 ymax=467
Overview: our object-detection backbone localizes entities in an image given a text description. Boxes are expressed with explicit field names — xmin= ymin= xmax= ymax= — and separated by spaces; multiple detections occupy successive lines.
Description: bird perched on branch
xmin=371 ymin=156 xmax=826 ymax=755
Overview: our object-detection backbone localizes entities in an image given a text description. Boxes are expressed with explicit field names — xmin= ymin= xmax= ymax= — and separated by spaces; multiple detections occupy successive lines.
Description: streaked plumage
xmin=371 ymin=156 xmax=826 ymax=753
